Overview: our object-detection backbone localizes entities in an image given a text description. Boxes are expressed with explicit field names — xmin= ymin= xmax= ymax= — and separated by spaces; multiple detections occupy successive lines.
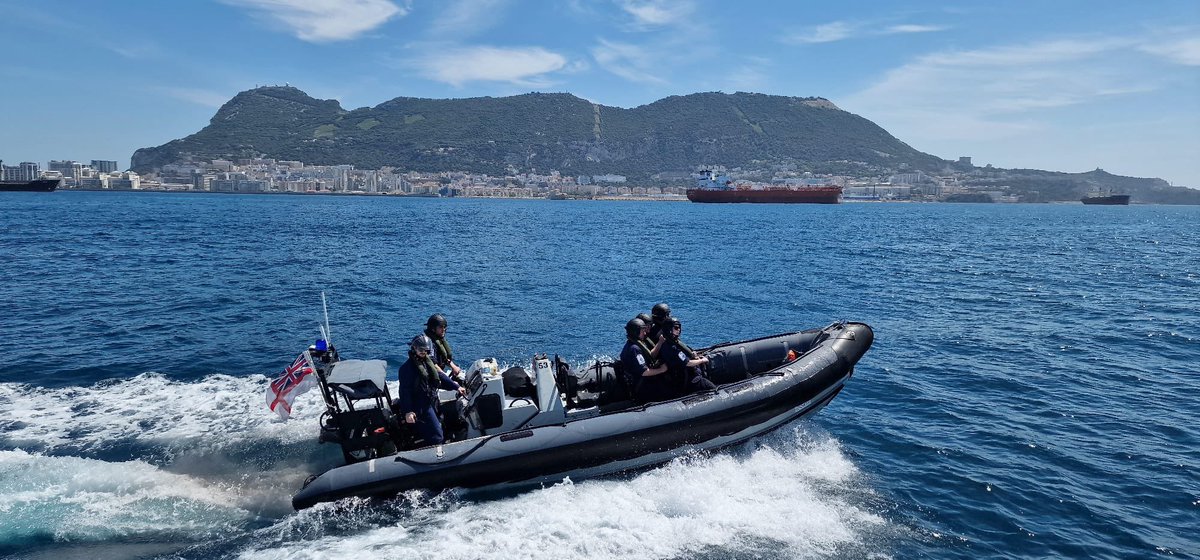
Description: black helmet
xmin=410 ymin=334 xmax=434 ymax=354
xmin=662 ymin=317 xmax=682 ymax=338
xmin=636 ymin=313 xmax=652 ymax=325
xmin=426 ymin=313 xmax=447 ymax=329
xmin=651 ymin=303 xmax=671 ymax=321
xmin=625 ymin=317 xmax=646 ymax=338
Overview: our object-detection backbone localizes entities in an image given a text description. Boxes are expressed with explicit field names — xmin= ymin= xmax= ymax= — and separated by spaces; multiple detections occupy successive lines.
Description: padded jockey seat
xmin=326 ymin=359 xmax=390 ymax=407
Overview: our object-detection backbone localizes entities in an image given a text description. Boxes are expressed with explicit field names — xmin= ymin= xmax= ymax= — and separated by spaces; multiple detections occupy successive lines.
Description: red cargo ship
xmin=686 ymin=170 xmax=842 ymax=204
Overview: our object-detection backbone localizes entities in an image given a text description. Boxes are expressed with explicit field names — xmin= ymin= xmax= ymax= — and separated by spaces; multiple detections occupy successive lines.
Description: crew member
xmin=424 ymin=313 xmax=462 ymax=380
xmin=396 ymin=334 xmax=466 ymax=446
xmin=660 ymin=317 xmax=716 ymax=395
xmin=635 ymin=312 xmax=663 ymax=361
xmin=647 ymin=303 xmax=671 ymax=342
xmin=619 ymin=317 xmax=671 ymax=402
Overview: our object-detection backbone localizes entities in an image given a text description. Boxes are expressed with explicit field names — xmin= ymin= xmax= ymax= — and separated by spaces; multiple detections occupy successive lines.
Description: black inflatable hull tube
xmin=293 ymin=322 xmax=873 ymax=509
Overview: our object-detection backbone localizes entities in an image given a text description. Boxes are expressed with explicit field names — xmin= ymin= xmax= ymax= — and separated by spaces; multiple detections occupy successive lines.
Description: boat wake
xmin=235 ymin=427 xmax=887 ymax=559
xmin=1 ymin=369 xmax=889 ymax=558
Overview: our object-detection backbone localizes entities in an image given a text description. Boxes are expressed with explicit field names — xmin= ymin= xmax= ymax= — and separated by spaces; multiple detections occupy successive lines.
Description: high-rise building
xmin=91 ymin=160 xmax=119 ymax=173
xmin=11 ymin=162 xmax=41 ymax=181
xmin=49 ymin=160 xmax=85 ymax=178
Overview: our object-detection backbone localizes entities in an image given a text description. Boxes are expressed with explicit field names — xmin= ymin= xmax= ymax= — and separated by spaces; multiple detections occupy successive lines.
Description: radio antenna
xmin=321 ymin=292 xmax=332 ymax=348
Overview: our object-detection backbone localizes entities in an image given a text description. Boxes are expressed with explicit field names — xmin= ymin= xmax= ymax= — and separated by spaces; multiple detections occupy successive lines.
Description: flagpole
xmin=321 ymin=292 xmax=332 ymax=348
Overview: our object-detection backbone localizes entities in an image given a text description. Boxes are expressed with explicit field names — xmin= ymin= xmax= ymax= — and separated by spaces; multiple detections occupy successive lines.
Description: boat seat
xmin=330 ymin=379 xmax=386 ymax=400
xmin=326 ymin=359 xmax=389 ymax=399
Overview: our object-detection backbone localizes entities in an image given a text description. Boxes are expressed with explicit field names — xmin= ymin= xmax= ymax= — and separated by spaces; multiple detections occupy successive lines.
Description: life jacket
xmin=412 ymin=353 xmax=442 ymax=398
xmin=634 ymin=338 xmax=661 ymax=366
xmin=425 ymin=328 xmax=454 ymax=367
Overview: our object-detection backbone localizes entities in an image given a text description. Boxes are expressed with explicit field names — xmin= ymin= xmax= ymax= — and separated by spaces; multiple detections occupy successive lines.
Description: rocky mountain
xmin=131 ymin=86 xmax=946 ymax=178
xmin=131 ymin=86 xmax=1198 ymax=204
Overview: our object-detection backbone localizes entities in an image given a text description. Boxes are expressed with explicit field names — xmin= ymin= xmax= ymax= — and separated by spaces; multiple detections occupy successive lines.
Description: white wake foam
xmin=237 ymin=428 xmax=888 ymax=559
xmin=0 ymin=449 xmax=253 ymax=543
xmin=0 ymin=373 xmax=325 ymax=454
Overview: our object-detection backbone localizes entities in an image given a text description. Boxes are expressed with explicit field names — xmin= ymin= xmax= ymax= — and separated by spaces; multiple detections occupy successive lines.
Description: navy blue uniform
xmin=661 ymin=339 xmax=717 ymax=395
xmin=621 ymin=340 xmax=675 ymax=403
xmin=397 ymin=356 xmax=461 ymax=445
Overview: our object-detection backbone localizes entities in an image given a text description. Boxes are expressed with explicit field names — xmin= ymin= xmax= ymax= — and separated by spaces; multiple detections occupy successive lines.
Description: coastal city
xmin=3 ymin=155 xmax=1028 ymax=202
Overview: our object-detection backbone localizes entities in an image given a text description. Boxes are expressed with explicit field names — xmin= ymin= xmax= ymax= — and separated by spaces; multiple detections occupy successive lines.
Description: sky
xmin=1 ymin=0 xmax=1198 ymax=186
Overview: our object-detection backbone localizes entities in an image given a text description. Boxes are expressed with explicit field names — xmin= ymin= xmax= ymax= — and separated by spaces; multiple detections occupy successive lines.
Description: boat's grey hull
xmin=293 ymin=322 xmax=873 ymax=509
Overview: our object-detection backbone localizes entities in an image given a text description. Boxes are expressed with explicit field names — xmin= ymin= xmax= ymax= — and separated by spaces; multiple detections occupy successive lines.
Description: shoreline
xmin=55 ymin=188 xmax=691 ymax=201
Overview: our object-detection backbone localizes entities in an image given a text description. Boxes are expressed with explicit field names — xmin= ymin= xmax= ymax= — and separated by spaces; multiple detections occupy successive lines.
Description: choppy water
xmin=1 ymin=191 xmax=1196 ymax=559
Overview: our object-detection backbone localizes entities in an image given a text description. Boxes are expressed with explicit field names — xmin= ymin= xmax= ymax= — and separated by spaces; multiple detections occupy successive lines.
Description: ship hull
xmin=687 ymin=187 xmax=841 ymax=204
xmin=0 ymin=179 xmax=61 ymax=192
xmin=1080 ymin=194 xmax=1130 ymax=205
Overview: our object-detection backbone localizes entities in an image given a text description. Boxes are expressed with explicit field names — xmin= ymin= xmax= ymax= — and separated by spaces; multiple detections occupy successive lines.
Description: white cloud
xmin=884 ymin=24 xmax=947 ymax=35
xmin=788 ymin=21 xmax=857 ymax=44
xmin=617 ymin=0 xmax=695 ymax=28
xmin=431 ymin=0 xmax=507 ymax=37
xmin=786 ymin=20 xmax=949 ymax=44
xmin=591 ymin=39 xmax=668 ymax=84
xmin=102 ymin=39 xmax=171 ymax=60
xmin=842 ymin=38 xmax=1153 ymax=140
xmin=414 ymin=46 xmax=568 ymax=86
xmin=222 ymin=0 xmax=406 ymax=43
xmin=838 ymin=35 xmax=1200 ymax=185
xmin=1140 ymin=37 xmax=1200 ymax=66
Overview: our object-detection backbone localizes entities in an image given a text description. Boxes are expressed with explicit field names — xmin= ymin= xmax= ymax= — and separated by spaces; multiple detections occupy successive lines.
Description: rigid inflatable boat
xmin=292 ymin=321 xmax=873 ymax=510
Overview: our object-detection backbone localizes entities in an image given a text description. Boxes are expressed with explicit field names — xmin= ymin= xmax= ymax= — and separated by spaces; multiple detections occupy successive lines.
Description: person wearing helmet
xmin=647 ymin=303 xmax=672 ymax=342
xmin=396 ymin=333 xmax=466 ymax=446
xmin=424 ymin=313 xmax=462 ymax=380
xmin=620 ymin=317 xmax=671 ymax=402
xmin=659 ymin=317 xmax=716 ymax=395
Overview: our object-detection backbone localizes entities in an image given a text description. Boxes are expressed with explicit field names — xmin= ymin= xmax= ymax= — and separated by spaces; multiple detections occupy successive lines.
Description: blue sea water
xmin=0 ymin=191 xmax=1197 ymax=559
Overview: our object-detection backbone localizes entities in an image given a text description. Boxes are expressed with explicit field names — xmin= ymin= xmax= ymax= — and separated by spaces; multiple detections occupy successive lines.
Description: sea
xmin=0 ymin=191 xmax=1196 ymax=560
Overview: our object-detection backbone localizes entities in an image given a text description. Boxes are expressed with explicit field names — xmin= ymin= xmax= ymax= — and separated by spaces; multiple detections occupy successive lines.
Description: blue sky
xmin=2 ymin=0 xmax=1198 ymax=186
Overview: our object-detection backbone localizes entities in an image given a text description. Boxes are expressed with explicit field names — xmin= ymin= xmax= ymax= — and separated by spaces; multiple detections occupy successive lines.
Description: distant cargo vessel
xmin=687 ymin=170 xmax=842 ymax=204
xmin=1080 ymin=193 xmax=1130 ymax=205
xmin=0 ymin=178 xmax=61 ymax=192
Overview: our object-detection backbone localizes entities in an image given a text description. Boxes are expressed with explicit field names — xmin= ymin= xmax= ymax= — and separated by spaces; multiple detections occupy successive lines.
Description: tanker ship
xmin=686 ymin=170 xmax=841 ymax=204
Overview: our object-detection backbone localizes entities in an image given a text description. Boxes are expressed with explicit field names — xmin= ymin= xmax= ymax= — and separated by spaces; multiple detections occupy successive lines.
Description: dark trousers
xmin=412 ymin=406 xmax=444 ymax=445
xmin=688 ymin=371 xmax=717 ymax=392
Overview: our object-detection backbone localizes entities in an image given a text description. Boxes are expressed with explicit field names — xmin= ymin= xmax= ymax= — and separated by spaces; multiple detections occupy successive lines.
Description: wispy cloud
xmin=617 ymin=0 xmax=695 ymax=29
xmin=155 ymin=86 xmax=231 ymax=108
xmin=785 ymin=20 xmax=947 ymax=44
xmin=841 ymin=37 xmax=1166 ymax=143
xmin=885 ymin=24 xmax=947 ymax=35
xmin=835 ymin=34 xmax=1200 ymax=185
xmin=591 ymin=39 xmax=668 ymax=84
xmin=105 ymin=42 xmax=166 ymax=60
xmin=412 ymin=45 xmax=568 ymax=87
xmin=431 ymin=0 xmax=507 ymax=37
xmin=222 ymin=0 xmax=407 ymax=43
xmin=1140 ymin=36 xmax=1200 ymax=66
xmin=791 ymin=21 xmax=857 ymax=44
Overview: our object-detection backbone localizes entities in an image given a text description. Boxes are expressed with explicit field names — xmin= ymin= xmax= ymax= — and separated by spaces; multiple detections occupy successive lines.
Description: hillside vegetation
xmin=132 ymin=86 xmax=944 ymax=178
xmin=131 ymin=86 xmax=1199 ymax=203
